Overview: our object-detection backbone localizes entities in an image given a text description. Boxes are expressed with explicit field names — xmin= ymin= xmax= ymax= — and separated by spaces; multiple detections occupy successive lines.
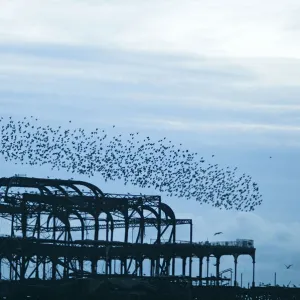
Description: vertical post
xmin=120 ymin=259 xmax=123 ymax=275
xmin=36 ymin=208 xmax=41 ymax=279
xmin=156 ymin=197 xmax=161 ymax=276
xmin=165 ymin=258 xmax=170 ymax=276
xmin=206 ymin=256 xmax=209 ymax=286
xmin=182 ymin=257 xmax=186 ymax=276
xmin=172 ymin=219 xmax=176 ymax=276
xmin=241 ymin=272 xmax=243 ymax=287
xmin=252 ymin=256 xmax=255 ymax=288
xmin=52 ymin=257 xmax=56 ymax=280
xmin=124 ymin=258 xmax=128 ymax=275
xmin=189 ymin=222 xmax=193 ymax=277
xmin=139 ymin=257 xmax=143 ymax=276
xmin=43 ymin=260 xmax=46 ymax=280
xmin=105 ymin=245 xmax=110 ymax=275
xmin=274 ymin=272 xmax=276 ymax=286
xmin=199 ymin=257 xmax=203 ymax=286
xmin=234 ymin=254 xmax=238 ymax=287
xmin=151 ymin=259 xmax=155 ymax=277
xmin=105 ymin=219 xmax=109 ymax=242
xmin=216 ymin=256 xmax=220 ymax=286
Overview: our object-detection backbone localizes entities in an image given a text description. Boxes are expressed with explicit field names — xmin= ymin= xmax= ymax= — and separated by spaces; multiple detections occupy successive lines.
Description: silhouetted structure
xmin=0 ymin=176 xmax=297 ymax=299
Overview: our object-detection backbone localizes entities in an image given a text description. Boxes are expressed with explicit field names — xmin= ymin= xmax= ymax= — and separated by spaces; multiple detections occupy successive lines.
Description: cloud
xmin=1 ymin=45 xmax=300 ymax=148
xmin=131 ymin=118 xmax=300 ymax=133
xmin=1 ymin=0 xmax=300 ymax=59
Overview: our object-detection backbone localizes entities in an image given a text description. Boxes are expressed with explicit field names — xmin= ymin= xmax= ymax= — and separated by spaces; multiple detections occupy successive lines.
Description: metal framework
xmin=0 ymin=176 xmax=255 ymax=289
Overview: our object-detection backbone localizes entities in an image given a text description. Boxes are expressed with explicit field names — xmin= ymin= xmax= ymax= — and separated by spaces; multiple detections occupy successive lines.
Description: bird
xmin=285 ymin=264 xmax=292 ymax=269
xmin=214 ymin=232 xmax=223 ymax=236
xmin=0 ymin=116 xmax=263 ymax=212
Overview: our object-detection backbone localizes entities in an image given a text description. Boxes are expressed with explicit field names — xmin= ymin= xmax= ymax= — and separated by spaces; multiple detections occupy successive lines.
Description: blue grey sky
xmin=1 ymin=0 xmax=300 ymax=286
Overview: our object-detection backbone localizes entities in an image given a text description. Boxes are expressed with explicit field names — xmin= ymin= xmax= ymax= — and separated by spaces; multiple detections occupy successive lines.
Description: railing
xmin=150 ymin=239 xmax=254 ymax=248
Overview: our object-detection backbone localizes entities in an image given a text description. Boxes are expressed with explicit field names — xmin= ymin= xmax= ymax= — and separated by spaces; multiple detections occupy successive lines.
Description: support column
xmin=156 ymin=197 xmax=162 ymax=277
xmin=150 ymin=259 xmax=155 ymax=277
xmin=172 ymin=222 xmax=176 ymax=276
xmin=166 ymin=258 xmax=170 ymax=276
xmin=252 ymin=256 xmax=256 ymax=288
xmin=124 ymin=259 xmax=128 ymax=275
xmin=52 ymin=257 xmax=56 ymax=280
xmin=42 ymin=260 xmax=46 ymax=280
xmin=182 ymin=257 xmax=186 ymax=276
xmin=139 ymin=257 xmax=143 ymax=276
xmin=155 ymin=257 xmax=160 ymax=276
xmin=79 ymin=259 xmax=84 ymax=275
xmin=172 ymin=256 xmax=176 ymax=276
xmin=215 ymin=256 xmax=220 ymax=286
xmin=189 ymin=222 xmax=193 ymax=277
xmin=206 ymin=256 xmax=209 ymax=286
xmin=20 ymin=256 xmax=26 ymax=280
xmin=120 ymin=259 xmax=124 ymax=275
xmin=91 ymin=259 xmax=97 ymax=275
xmin=233 ymin=254 xmax=238 ymax=287
xmin=199 ymin=257 xmax=203 ymax=286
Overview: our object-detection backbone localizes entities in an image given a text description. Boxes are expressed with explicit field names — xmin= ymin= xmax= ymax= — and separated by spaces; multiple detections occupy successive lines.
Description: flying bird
xmin=285 ymin=264 xmax=292 ymax=269
xmin=0 ymin=116 xmax=263 ymax=212
xmin=214 ymin=232 xmax=223 ymax=236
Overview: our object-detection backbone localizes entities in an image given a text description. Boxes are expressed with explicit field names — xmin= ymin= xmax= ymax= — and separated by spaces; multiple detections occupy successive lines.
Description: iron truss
xmin=0 ymin=176 xmax=254 ymax=287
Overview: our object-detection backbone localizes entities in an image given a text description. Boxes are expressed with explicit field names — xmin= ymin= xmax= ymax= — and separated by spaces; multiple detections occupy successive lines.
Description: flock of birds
xmin=0 ymin=116 xmax=263 ymax=211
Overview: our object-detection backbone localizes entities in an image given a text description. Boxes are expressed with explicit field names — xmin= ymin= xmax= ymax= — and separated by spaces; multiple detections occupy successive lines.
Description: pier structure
xmin=0 ymin=176 xmax=255 ymax=284
xmin=0 ymin=176 xmax=260 ymax=299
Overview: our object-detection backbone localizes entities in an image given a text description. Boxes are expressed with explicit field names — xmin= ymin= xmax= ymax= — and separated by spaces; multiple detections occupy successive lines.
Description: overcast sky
xmin=1 ymin=0 xmax=300 ymax=287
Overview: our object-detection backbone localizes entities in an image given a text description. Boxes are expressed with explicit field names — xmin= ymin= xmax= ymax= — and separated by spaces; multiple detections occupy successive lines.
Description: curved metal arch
xmin=112 ymin=206 xmax=129 ymax=221
xmin=41 ymin=179 xmax=104 ymax=203
xmin=1 ymin=177 xmax=54 ymax=203
xmin=2 ymin=176 xmax=104 ymax=197
xmin=126 ymin=204 xmax=145 ymax=243
xmin=159 ymin=203 xmax=176 ymax=220
xmin=1 ymin=176 xmax=70 ymax=198
xmin=59 ymin=183 xmax=83 ymax=196
xmin=82 ymin=209 xmax=115 ymax=241
xmin=63 ymin=180 xmax=104 ymax=198
xmin=126 ymin=204 xmax=160 ymax=242
xmin=66 ymin=210 xmax=86 ymax=240
xmin=46 ymin=210 xmax=71 ymax=229
xmin=3 ymin=176 xmax=21 ymax=202
xmin=40 ymin=183 xmax=69 ymax=197
xmin=97 ymin=209 xmax=114 ymax=231
xmin=142 ymin=205 xmax=159 ymax=220
xmin=37 ymin=186 xmax=53 ymax=196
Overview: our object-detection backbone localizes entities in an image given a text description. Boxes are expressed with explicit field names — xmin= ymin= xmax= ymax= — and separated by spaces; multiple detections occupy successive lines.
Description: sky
xmin=0 ymin=0 xmax=300 ymax=287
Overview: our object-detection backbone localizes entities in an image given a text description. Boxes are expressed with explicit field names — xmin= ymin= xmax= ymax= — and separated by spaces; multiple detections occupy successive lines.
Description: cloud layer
xmin=1 ymin=0 xmax=300 ymax=287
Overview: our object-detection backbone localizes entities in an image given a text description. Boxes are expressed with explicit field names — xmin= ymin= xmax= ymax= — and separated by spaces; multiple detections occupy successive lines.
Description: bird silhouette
xmin=214 ymin=232 xmax=223 ymax=236
xmin=0 ymin=116 xmax=263 ymax=212
xmin=285 ymin=264 xmax=292 ymax=269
